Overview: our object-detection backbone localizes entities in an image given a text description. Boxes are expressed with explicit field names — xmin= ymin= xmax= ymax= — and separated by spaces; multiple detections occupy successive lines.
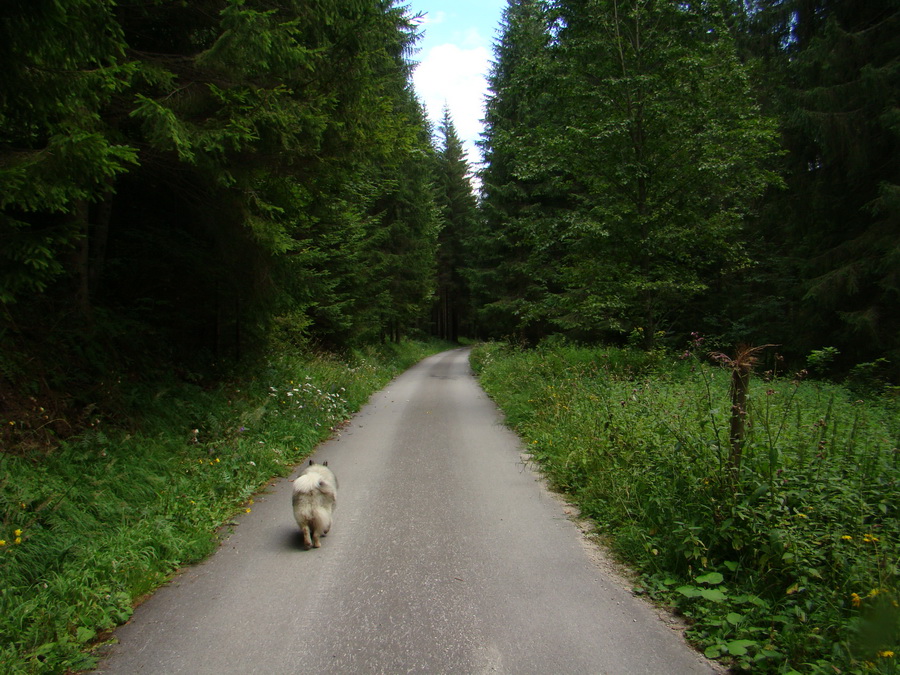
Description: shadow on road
xmin=282 ymin=527 xmax=331 ymax=552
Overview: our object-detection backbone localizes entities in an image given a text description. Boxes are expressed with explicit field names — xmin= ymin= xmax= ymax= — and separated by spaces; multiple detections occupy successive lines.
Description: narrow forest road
xmin=95 ymin=348 xmax=718 ymax=675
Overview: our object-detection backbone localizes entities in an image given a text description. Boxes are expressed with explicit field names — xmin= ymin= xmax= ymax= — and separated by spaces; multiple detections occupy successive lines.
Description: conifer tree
xmin=475 ymin=0 xmax=558 ymax=340
xmin=526 ymin=0 xmax=780 ymax=346
xmin=1 ymin=0 xmax=443 ymax=367
xmin=433 ymin=108 xmax=479 ymax=341
xmin=731 ymin=0 xmax=899 ymax=372
xmin=0 ymin=0 xmax=135 ymax=308
xmin=784 ymin=1 xmax=898 ymax=368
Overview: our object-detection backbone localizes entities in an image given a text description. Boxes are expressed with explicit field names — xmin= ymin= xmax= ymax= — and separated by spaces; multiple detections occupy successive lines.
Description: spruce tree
xmin=537 ymin=0 xmax=781 ymax=346
xmin=475 ymin=0 xmax=558 ymax=340
xmin=0 ymin=0 xmax=136 ymax=308
xmin=433 ymin=108 xmax=479 ymax=342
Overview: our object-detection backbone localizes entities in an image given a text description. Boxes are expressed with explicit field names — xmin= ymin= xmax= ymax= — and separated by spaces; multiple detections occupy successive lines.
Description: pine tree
xmin=475 ymin=0 xmax=558 ymax=340
xmin=433 ymin=108 xmax=479 ymax=342
xmin=786 ymin=1 xmax=899 ymax=368
xmin=1 ymin=0 xmax=442 ymax=365
xmin=732 ymin=0 xmax=899 ymax=373
xmin=0 ymin=0 xmax=136 ymax=308
xmin=536 ymin=0 xmax=781 ymax=346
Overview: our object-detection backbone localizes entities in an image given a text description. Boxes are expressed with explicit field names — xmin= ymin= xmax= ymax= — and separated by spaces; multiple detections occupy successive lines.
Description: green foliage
xmin=0 ymin=339 xmax=448 ymax=674
xmin=474 ymin=0 xmax=781 ymax=345
xmin=731 ymin=0 xmax=900 ymax=374
xmin=471 ymin=340 xmax=899 ymax=672
xmin=472 ymin=0 xmax=897 ymax=375
xmin=474 ymin=0 xmax=557 ymax=341
xmin=432 ymin=108 xmax=479 ymax=342
xmin=1 ymin=0 xmax=439 ymax=366
xmin=0 ymin=0 xmax=137 ymax=303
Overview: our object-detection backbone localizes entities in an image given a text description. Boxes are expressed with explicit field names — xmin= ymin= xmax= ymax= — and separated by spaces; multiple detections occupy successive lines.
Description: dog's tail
xmin=292 ymin=473 xmax=323 ymax=497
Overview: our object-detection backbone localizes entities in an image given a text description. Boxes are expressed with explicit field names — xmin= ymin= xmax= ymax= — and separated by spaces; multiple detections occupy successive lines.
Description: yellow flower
xmin=245 ymin=508 xmax=251 ymax=513
xmin=841 ymin=535 xmax=853 ymax=541
xmin=215 ymin=458 xmax=220 ymax=463
xmin=878 ymin=651 xmax=894 ymax=658
xmin=14 ymin=529 xmax=22 ymax=537
xmin=863 ymin=534 xmax=880 ymax=543
xmin=0 ymin=540 xmax=6 ymax=546
xmin=14 ymin=537 xmax=21 ymax=545
xmin=851 ymin=592 xmax=862 ymax=607
xmin=867 ymin=588 xmax=881 ymax=598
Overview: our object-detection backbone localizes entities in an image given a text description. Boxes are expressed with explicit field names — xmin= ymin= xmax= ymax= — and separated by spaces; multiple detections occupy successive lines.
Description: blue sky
xmin=407 ymin=0 xmax=508 ymax=165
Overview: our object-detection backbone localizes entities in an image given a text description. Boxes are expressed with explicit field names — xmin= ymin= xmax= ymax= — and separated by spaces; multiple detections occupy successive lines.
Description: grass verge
xmin=471 ymin=340 xmax=898 ymax=674
xmin=0 ymin=339 xmax=450 ymax=674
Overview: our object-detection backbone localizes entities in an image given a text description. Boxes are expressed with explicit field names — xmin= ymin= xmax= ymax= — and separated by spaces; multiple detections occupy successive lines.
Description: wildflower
xmin=863 ymin=534 xmax=880 ymax=543
xmin=0 ymin=540 xmax=6 ymax=546
xmin=14 ymin=537 xmax=21 ymax=545
xmin=215 ymin=458 xmax=220 ymax=463
xmin=14 ymin=529 xmax=21 ymax=537
xmin=879 ymin=651 xmax=894 ymax=658
xmin=841 ymin=535 xmax=853 ymax=541
xmin=245 ymin=508 xmax=252 ymax=513
xmin=867 ymin=588 xmax=882 ymax=599
xmin=851 ymin=592 xmax=862 ymax=607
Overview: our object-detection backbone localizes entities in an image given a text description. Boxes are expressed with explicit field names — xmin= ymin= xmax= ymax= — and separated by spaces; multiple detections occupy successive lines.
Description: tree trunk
xmin=70 ymin=199 xmax=93 ymax=325
xmin=88 ymin=180 xmax=115 ymax=297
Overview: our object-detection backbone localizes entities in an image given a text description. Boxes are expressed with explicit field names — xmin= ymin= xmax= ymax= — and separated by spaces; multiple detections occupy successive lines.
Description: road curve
xmin=95 ymin=348 xmax=717 ymax=675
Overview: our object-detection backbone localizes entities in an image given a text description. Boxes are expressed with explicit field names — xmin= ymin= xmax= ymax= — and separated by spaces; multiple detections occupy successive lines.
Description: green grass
xmin=471 ymin=341 xmax=899 ymax=673
xmin=0 ymin=338 xmax=450 ymax=674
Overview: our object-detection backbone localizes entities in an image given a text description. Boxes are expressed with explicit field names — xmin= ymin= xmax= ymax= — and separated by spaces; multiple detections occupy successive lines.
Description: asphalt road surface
xmin=95 ymin=348 xmax=718 ymax=675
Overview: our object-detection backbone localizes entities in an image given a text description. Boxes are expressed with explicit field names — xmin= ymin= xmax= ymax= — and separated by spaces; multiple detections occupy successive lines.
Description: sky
xmin=407 ymin=0 xmax=509 ymax=167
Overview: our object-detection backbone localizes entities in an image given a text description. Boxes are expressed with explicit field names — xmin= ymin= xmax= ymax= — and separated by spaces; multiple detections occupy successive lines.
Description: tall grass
xmin=471 ymin=341 xmax=899 ymax=673
xmin=0 ymin=339 xmax=449 ymax=674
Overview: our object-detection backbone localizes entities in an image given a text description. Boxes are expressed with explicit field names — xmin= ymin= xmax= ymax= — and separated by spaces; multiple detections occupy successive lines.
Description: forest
xmin=473 ymin=0 xmax=897 ymax=378
xmin=1 ymin=0 xmax=897 ymax=408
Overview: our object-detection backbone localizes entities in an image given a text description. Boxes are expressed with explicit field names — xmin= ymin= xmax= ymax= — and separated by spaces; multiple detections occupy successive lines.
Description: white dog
xmin=292 ymin=460 xmax=337 ymax=548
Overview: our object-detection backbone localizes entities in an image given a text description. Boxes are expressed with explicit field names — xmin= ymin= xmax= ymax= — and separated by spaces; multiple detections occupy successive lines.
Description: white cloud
xmin=412 ymin=42 xmax=492 ymax=166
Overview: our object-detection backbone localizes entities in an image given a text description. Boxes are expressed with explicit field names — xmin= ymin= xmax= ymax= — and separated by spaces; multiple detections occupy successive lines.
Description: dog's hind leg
xmin=299 ymin=523 xmax=313 ymax=548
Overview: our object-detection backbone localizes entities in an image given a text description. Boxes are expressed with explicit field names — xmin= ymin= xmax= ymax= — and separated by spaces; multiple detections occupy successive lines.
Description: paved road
xmin=95 ymin=348 xmax=717 ymax=674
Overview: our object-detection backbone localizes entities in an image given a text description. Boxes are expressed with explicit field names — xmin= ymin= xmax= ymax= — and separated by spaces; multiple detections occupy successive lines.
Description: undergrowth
xmin=471 ymin=340 xmax=899 ymax=673
xmin=0 ymin=338 xmax=449 ymax=674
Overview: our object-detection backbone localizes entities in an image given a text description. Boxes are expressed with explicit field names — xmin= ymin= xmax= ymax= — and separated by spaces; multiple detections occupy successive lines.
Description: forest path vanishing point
xmin=95 ymin=348 xmax=719 ymax=675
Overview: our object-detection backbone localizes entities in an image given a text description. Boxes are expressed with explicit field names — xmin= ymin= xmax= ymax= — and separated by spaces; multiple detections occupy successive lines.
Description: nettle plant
xmin=667 ymin=342 xmax=899 ymax=671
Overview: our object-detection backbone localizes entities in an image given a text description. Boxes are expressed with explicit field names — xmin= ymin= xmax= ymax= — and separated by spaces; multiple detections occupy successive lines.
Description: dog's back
xmin=292 ymin=461 xmax=337 ymax=548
